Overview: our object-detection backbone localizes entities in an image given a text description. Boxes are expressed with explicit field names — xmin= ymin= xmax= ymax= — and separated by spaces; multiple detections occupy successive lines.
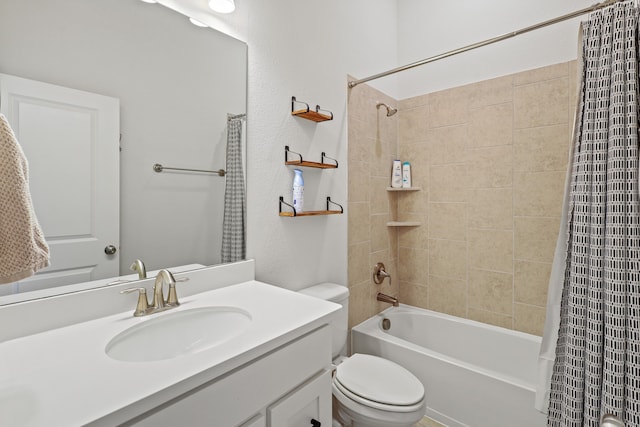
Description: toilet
xmin=299 ymin=283 xmax=426 ymax=427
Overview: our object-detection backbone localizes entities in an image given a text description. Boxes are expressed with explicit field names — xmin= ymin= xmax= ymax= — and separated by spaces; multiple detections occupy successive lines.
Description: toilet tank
xmin=298 ymin=283 xmax=349 ymax=359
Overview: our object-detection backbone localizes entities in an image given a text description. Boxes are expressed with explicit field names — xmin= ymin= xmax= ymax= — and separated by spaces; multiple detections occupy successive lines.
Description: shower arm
xmin=376 ymin=102 xmax=398 ymax=117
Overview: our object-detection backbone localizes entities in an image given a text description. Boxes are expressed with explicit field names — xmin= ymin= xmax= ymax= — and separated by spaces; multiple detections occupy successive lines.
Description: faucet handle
xmin=166 ymin=282 xmax=180 ymax=307
xmin=121 ymin=287 xmax=149 ymax=317
xmin=373 ymin=262 xmax=390 ymax=284
xmin=166 ymin=276 xmax=189 ymax=306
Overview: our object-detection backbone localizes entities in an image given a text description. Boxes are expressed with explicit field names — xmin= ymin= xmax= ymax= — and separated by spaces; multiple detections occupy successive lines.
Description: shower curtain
xmin=221 ymin=118 xmax=246 ymax=263
xmin=538 ymin=2 xmax=640 ymax=425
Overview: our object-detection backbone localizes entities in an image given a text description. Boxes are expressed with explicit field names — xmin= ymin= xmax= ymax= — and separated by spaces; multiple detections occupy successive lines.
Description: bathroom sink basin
xmin=105 ymin=307 xmax=252 ymax=362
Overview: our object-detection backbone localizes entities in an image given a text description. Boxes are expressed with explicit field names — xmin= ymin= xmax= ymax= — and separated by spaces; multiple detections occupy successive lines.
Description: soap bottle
xmin=292 ymin=169 xmax=304 ymax=213
xmin=391 ymin=160 xmax=402 ymax=188
xmin=402 ymin=161 xmax=412 ymax=188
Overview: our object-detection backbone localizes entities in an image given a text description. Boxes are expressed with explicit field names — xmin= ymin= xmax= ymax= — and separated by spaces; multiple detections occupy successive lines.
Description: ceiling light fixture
xmin=208 ymin=0 xmax=235 ymax=14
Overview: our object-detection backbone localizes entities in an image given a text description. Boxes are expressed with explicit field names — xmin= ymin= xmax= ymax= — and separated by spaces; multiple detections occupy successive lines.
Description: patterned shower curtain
xmin=221 ymin=118 xmax=246 ymax=263
xmin=547 ymin=2 xmax=640 ymax=426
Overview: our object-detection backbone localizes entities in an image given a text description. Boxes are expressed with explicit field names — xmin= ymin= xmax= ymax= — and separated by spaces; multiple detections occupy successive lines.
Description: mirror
xmin=0 ymin=0 xmax=247 ymax=304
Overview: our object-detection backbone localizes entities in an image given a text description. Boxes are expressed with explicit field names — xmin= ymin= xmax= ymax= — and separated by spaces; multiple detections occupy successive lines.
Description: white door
xmin=0 ymin=74 xmax=119 ymax=292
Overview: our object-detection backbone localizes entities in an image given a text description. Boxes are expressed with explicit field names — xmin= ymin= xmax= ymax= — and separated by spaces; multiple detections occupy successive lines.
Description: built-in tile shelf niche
xmin=386 ymin=187 xmax=422 ymax=227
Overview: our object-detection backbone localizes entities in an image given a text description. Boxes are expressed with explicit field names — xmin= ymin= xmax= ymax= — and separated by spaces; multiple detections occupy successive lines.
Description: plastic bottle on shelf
xmin=292 ymin=169 xmax=304 ymax=212
xmin=391 ymin=160 xmax=402 ymax=188
xmin=402 ymin=161 xmax=412 ymax=188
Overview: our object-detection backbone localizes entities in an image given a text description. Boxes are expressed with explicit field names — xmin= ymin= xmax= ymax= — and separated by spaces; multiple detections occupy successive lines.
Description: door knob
xmin=104 ymin=245 xmax=117 ymax=255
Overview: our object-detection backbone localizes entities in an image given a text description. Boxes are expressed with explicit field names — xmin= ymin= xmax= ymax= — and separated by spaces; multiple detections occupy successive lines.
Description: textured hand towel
xmin=0 ymin=114 xmax=50 ymax=284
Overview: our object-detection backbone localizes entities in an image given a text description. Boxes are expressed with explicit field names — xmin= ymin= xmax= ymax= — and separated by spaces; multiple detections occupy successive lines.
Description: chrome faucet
xmin=121 ymin=269 xmax=182 ymax=317
xmin=377 ymin=292 xmax=399 ymax=307
xmin=130 ymin=259 xmax=147 ymax=279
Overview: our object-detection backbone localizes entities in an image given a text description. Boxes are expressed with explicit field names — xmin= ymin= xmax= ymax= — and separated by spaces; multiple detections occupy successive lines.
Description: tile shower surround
xmin=347 ymin=61 xmax=576 ymax=335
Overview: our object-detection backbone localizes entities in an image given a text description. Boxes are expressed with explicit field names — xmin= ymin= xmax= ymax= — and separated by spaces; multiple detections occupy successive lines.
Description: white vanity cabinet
xmin=0 ymin=268 xmax=341 ymax=427
xmin=124 ymin=325 xmax=332 ymax=427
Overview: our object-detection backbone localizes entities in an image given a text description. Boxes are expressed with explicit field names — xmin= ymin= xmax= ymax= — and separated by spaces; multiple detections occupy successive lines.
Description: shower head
xmin=376 ymin=102 xmax=398 ymax=117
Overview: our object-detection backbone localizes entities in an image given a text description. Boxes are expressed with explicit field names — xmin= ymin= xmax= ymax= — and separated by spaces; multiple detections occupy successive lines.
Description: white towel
xmin=0 ymin=114 xmax=50 ymax=284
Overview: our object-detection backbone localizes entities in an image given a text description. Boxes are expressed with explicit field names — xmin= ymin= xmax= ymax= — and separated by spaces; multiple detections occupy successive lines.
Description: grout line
xmin=513 ymin=73 xmax=570 ymax=89
xmin=511 ymin=76 xmax=517 ymax=331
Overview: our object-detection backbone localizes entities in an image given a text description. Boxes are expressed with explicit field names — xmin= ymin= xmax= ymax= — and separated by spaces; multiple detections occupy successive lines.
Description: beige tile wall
xmin=347 ymin=61 xmax=576 ymax=335
xmin=347 ymin=80 xmax=400 ymax=328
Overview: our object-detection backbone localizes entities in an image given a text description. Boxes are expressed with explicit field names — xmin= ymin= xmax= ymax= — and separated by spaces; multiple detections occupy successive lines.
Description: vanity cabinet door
xmin=239 ymin=413 xmax=265 ymax=427
xmin=267 ymin=369 xmax=332 ymax=427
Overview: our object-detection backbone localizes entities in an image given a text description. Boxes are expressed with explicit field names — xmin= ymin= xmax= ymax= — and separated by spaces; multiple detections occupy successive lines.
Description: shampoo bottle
xmin=391 ymin=160 xmax=402 ymax=188
xmin=402 ymin=161 xmax=412 ymax=188
xmin=292 ymin=169 xmax=304 ymax=212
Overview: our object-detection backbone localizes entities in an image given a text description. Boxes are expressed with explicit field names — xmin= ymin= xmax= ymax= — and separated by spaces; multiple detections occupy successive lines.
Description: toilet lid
xmin=334 ymin=353 xmax=424 ymax=406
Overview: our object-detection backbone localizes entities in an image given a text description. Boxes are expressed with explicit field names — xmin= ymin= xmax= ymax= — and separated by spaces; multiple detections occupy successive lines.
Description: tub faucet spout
xmin=377 ymin=292 xmax=399 ymax=307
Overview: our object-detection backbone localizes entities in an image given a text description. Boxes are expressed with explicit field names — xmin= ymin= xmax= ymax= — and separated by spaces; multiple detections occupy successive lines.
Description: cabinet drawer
xmin=268 ymin=369 xmax=332 ymax=427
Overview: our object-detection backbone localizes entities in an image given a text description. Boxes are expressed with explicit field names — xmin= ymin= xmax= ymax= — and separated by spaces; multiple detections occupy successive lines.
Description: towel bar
xmin=153 ymin=163 xmax=225 ymax=176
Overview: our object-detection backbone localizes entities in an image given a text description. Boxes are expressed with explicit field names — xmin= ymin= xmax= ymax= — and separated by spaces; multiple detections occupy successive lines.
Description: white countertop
xmin=0 ymin=280 xmax=339 ymax=427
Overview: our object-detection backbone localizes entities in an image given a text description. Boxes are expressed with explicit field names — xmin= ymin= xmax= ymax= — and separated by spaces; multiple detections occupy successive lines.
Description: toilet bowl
xmin=332 ymin=353 xmax=425 ymax=427
xmin=298 ymin=283 xmax=426 ymax=427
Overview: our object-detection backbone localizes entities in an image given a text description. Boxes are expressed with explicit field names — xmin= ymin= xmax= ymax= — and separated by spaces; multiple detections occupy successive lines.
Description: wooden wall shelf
xmin=291 ymin=96 xmax=333 ymax=122
xmin=285 ymin=146 xmax=338 ymax=169
xmin=279 ymin=196 xmax=343 ymax=217
xmin=386 ymin=187 xmax=421 ymax=192
xmin=280 ymin=210 xmax=343 ymax=217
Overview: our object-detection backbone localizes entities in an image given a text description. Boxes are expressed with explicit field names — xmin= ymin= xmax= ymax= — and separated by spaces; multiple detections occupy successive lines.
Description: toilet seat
xmin=334 ymin=353 xmax=424 ymax=413
xmin=333 ymin=379 xmax=425 ymax=413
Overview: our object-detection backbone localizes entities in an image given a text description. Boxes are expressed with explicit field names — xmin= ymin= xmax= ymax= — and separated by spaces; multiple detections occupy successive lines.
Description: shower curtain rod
xmin=347 ymin=0 xmax=623 ymax=88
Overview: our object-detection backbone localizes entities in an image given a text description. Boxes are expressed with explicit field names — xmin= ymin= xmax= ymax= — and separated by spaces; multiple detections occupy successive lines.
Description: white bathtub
xmin=351 ymin=305 xmax=546 ymax=427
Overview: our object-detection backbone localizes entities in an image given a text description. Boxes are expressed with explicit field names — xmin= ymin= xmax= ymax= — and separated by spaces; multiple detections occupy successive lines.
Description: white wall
xmin=240 ymin=0 xmax=597 ymax=290
xmin=244 ymin=0 xmax=398 ymax=289
xmin=0 ymin=0 xmax=246 ymax=275
xmin=395 ymin=0 xmax=594 ymax=98
xmin=241 ymin=0 xmax=598 ymax=289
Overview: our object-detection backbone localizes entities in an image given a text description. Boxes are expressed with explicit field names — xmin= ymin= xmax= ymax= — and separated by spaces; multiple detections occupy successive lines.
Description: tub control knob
xmin=373 ymin=262 xmax=391 ymax=285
